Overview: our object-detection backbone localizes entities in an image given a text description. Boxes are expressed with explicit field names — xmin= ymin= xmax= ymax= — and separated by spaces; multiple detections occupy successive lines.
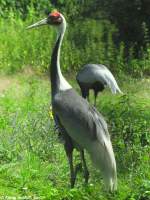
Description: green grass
xmin=1 ymin=10 xmax=150 ymax=77
xmin=0 ymin=7 xmax=150 ymax=200
xmin=0 ymin=72 xmax=150 ymax=199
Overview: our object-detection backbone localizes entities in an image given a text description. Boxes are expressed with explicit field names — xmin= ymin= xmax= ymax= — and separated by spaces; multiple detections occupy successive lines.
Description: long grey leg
xmin=94 ymin=96 xmax=96 ymax=106
xmin=56 ymin=117 xmax=78 ymax=188
xmin=65 ymin=149 xmax=76 ymax=188
xmin=94 ymin=91 xmax=98 ymax=107
xmin=80 ymin=150 xmax=89 ymax=184
xmin=87 ymin=90 xmax=90 ymax=102
xmin=74 ymin=162 xmax=82 ymax=178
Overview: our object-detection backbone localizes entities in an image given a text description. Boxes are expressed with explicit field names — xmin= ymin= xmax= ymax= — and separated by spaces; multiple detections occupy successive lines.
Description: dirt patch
xmin=22 ymin=66 xmax=35 ymax=75
xmin=0 ymin=77 xmax=13 ymax=93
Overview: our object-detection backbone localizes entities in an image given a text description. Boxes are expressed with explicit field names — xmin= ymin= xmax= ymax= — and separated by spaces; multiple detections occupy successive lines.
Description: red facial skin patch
xmin=49 ymin=11 xmax=61 ymax=18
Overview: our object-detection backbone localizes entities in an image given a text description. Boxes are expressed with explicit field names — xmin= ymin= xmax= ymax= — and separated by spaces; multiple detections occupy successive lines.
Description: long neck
xmin=50 ymin=19 xmax=71 ymax=98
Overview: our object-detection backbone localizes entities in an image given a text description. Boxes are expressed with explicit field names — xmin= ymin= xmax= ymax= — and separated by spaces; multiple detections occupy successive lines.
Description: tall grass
xmin=1 ymin=9 xmax=149 ymax=76
xmin=0 ymin=10 xmax=53 ymax=74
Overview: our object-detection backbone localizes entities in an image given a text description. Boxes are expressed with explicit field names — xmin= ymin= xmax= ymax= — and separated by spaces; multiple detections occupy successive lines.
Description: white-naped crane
xmin=76 ymin=64 xmax=122 ymax=106
xmin=27 ymin=11 xmax=117 ymax=191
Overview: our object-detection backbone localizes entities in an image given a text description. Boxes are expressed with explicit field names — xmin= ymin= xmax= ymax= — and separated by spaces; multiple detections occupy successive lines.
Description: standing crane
xmin=76 ymin=64 xmax=122 ymax=106
xmin=27 ymin=11 xmax=117 ymax=191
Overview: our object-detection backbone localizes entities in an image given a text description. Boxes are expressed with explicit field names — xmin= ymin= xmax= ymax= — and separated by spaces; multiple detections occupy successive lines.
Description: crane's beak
xmin=27 ymin=18 xmax=48 ymax=30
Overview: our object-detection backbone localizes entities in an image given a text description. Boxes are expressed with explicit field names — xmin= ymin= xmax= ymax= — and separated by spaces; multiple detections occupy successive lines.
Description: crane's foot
xmin=70 ymin=163 xmax=82 ymax=188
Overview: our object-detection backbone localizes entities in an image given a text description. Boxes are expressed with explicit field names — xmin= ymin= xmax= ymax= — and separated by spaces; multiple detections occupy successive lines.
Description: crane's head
xmin=27 ymin=11 xmax=64 ymax=30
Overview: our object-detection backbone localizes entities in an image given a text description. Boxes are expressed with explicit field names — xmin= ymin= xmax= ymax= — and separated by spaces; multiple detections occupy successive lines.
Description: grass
xmin=0 ymin=71 xmax=150 ymax=199
xmin=1 ymin=10 xmax=150 ymax=77
xmin=0 ymin=7 xmax=150 ymax=200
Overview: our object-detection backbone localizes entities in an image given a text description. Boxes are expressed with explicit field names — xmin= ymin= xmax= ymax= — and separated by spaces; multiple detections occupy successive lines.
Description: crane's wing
xmin=53 ymin=89 xmax=110 ymax=148
xmin=53 ymin=111 xmax=76 ymax=149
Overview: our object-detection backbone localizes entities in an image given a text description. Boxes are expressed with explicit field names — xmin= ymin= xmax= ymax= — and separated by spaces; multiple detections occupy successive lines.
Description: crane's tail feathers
xmin=115 ymin=87 xmax=123 ymax=94
xmin=90 ymin=139 xmax=117 ymax=192
xmin=105 ymin=75 xmax=123 ymax=95
xmin=109 ymin=83 xmax=123 ymax=95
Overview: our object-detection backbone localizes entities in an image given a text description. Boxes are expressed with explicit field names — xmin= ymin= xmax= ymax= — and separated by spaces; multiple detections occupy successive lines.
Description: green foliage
xmin=1 ymin=0 xmax=150 ymax=65
xmin=0 ymin=74 xmax=149 ymax=199
xmin=0 ymin=10 xmax=53 ymax=73
xmin=0 ymin=10 xmax=120 ymax=74
xmin=1 ymin=6 xmax=150 ymax=76
xmin=0 ymin=0 xmax=52 ymax=18
xmin=99 ymin=94 xmax=150 ymax=171
xmin=87 ymin=0 xmax=150 ymax=52
xmin=0 ymin=2 xmax=150 ymax=199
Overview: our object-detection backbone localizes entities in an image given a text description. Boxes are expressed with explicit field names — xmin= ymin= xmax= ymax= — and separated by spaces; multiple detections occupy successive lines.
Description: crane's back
xmin=76 ymin=64 xmax=107 ymax=84
xmin=77 ymin=64 xmax=122 ymax=95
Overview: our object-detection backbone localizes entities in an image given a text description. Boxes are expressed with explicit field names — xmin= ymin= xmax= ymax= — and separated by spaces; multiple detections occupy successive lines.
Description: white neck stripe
xmin=56 ymin=14 xmax=72 ymax=91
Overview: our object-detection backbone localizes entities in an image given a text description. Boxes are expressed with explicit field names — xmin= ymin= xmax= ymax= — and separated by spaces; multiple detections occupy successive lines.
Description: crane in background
xmin=76 ymin=64 xmax=122 ymax=106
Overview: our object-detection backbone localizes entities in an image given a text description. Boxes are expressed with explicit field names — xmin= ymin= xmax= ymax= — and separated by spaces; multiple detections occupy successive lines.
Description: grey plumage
xmin=28 ymin=12 xmax=89 ymax=188
xmin=27 ymin=11 xmax=117 ymax=191
xmin=76 ymin=64 xmax=122 ymax=105
xmin=54 ymin=89 xmax=117 ymax=190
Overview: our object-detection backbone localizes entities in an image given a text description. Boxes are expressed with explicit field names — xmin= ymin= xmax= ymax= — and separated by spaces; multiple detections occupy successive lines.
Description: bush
xmin=100 ymin=94 xmax=150 ymax=171
xmin=0 ymin=10 xmax=120 ymax=74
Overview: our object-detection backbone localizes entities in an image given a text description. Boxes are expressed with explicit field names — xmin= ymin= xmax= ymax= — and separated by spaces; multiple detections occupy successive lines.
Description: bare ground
xmin=0 ymin=77 xmax=13 ymax=93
